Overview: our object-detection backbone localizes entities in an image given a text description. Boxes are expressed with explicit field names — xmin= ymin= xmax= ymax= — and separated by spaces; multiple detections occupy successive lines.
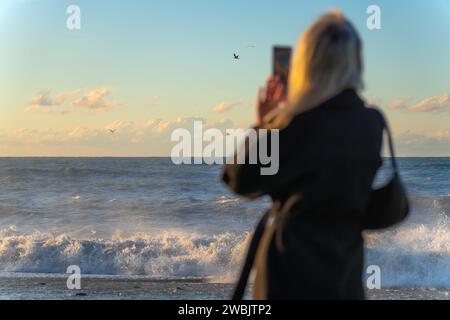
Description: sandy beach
xmin=0 ymin=275 xmax=240 ymax=300
xmin=0 ymin=275 xmax=449 ymax=300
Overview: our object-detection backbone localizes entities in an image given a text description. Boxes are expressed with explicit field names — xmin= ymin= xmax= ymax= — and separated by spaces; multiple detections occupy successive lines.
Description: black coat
xmin=223 ymin=89 xmax=384 ymax=300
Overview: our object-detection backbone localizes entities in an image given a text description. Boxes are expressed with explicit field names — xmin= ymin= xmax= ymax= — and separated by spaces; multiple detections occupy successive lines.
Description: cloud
xmin=6 ymin=114 xmax=448 ymax=157
xmin=206 ymin=118 xmax=235 ymax=130
xmin=103 ymin=116 xmax=235 ymax=146
xmin=387 ymin=98 xmax=410 ymax=110
xmin=52 ymin=90 xmax=82 ymax=105
xmin=101 ymin=118 xmax=182 ymax=144
xmin=210 ymin=102 xmax=240 ymax=114
xmin=384 ymin=94 xmax=450 ymax=113
xmin=25 ymin=87 xmax=122 ymax=115
xmin=365 ymin=97 xmax=383 ymax=108
xmin=143 ymin=118 xmax=158 ymax=128
xmin=105 ymin=120 xmax=135 ymax=131
xmin=11 ymin=128 xmax=68 ymax=143
xmin=72 ymin=88 xmax=121 ymax=112
xmin=24 ymin=104 xmax=54 ymax=114
xmin=0 ymin=116 xmax=241 ymax=156
xmin=68 ymin=127 xmax=94 ymax=141
xmin=153 ymin=121 xmax=171 ymax=134
xmin=25 ymin=89 xmax=81 ymax=114
xmin=30 ymin=91 xmax=53 ymax=106
xmin=430 ymin=129 xmax=450 ymax=139
xmin=407 ymin=94 xmax=450 ymax=113
xmin=393 ymin=129 xmax=450 ymax=156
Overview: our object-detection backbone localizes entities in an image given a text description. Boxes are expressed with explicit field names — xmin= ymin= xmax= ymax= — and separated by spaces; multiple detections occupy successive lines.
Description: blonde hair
xmin=266 ymin=11 xmax=363 ymax=128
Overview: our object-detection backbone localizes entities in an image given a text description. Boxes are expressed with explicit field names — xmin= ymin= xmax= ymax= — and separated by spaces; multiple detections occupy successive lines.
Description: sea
xmin=0 ymin=157 xmax=449 ymax=299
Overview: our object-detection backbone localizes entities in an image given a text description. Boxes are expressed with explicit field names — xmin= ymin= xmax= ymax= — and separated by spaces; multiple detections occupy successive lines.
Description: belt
xmin=232 ymin=193 xmax=302 ymax=300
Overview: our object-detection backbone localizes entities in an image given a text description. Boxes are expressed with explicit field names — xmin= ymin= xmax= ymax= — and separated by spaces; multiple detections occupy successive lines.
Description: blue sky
xmin=0 ymin=0 xmax=449 ymax=156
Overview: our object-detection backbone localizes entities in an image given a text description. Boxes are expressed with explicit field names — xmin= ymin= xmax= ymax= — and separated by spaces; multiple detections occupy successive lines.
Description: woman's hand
xmin=256 ymin=75 xmax=286 ymax=126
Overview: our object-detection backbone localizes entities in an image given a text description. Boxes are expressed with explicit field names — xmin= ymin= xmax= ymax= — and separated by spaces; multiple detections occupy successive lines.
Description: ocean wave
xmin=364 ymin=207 xmax=450 ymax=289
xmin=215 ymin=196 xmax=241 ymax=205
xmin=1 ymin=214 xmax=450 ymax=289
xmin=0 ymin=228 xmax=250 ymax=282
xmin=1 ymin=191 xmax=449 ymax=289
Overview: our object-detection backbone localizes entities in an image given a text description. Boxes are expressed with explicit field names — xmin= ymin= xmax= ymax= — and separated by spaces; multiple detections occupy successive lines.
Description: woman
xmin=223 ymin=11 xmax=386 ymax=299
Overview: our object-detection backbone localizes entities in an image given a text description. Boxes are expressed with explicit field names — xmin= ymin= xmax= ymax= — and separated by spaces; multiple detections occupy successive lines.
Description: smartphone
xmin=273 ymin=46 xmax=292 ymax=85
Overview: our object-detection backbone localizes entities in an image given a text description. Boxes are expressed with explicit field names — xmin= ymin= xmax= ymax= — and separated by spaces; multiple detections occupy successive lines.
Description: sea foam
xmin=364 ymin=195 xmax=450 ymax=288
xmin=0 ymin=228 xmax=250 ymax=282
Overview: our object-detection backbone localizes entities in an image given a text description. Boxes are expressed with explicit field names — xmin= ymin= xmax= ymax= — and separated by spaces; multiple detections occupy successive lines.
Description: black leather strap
xmin=377 ymin=108 xmax=399 ymax=173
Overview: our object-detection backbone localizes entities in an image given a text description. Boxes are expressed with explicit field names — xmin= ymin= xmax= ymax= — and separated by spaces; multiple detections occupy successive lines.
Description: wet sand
xmin=0 ymin=276 xmax=239 ymax=300
xmin=0 ymin=276 xmax=449 ymax=300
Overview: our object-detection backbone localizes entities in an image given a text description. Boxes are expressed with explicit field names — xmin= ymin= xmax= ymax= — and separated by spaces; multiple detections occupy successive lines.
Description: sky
xmin=0 ymin=0 xmax=449 ymax=156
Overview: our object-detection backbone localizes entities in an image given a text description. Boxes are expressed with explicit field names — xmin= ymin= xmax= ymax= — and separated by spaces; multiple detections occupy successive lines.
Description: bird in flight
xmin=233 ymin=53 xmax=239 ymax=60
xmin=108 ymin=129 xmax=117 ymax=134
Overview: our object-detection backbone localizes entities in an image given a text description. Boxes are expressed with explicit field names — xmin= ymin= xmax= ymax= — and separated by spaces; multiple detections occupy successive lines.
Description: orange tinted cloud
xmin=72 ymin=88 xmax=121 ymax=112
xmin=25 ymin=89 xmax=81 ymax=114
xmin=210 ymin=102 xmax=240 ymax=114
xmin=408 ymin=94 xmax=450 ymax=113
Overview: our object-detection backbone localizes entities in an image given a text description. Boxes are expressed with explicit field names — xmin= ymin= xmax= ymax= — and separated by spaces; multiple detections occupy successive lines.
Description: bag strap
xmin=378 ymin=109 xmax=399 ymax=174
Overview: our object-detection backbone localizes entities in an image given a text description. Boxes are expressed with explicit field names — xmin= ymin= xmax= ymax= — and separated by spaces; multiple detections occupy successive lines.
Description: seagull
xmin=233 ymin=53 xmax=239 ymax=60
xmin=108 ymin=129 xmax=117 ymax=134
